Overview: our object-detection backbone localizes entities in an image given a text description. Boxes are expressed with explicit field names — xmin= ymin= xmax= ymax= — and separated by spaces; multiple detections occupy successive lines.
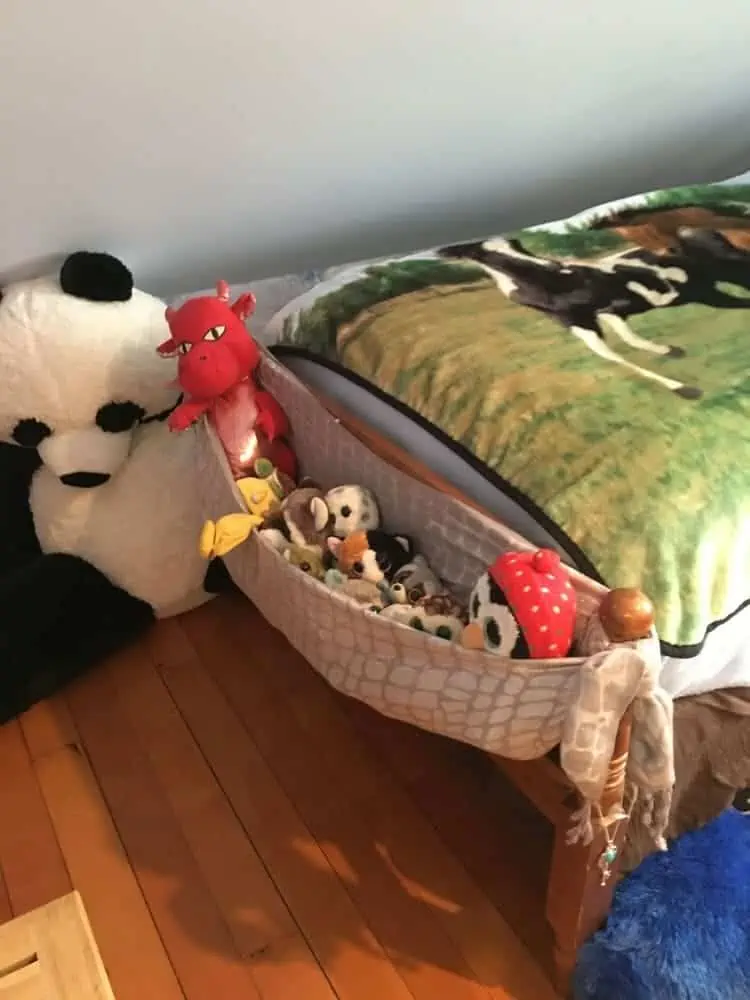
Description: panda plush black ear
xmin=59 ymin=251 xmax=134 ymax=303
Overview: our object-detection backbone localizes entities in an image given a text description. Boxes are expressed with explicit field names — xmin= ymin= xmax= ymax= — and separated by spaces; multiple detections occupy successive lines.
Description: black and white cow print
xmin=439 ymin=226 xmax=750 ymax=399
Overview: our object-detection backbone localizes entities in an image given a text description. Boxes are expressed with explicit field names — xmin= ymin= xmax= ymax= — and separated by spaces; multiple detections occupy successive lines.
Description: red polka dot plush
xmin=462 ymin=548 xmax=576 ymax=658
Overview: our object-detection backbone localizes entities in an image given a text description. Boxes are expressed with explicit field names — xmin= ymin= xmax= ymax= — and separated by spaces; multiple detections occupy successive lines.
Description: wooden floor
xmin=0 ymin=593 xmax=560 ymax=1000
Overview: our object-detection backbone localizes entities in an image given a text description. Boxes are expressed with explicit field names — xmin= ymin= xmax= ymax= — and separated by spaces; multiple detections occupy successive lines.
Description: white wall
xmin=2 ymin=1 xmax=750 ymax=297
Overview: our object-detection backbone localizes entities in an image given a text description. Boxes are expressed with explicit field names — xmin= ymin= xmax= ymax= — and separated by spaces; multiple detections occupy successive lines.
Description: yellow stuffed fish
xmin=199 ymin=512 xmax=264 ymax=559
xmin=199 ymin=459 xmax=292 ymax=560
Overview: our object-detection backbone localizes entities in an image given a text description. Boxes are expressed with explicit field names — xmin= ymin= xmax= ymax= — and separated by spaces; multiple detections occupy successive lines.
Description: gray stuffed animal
xmin=260 ymin=483 xmax=333 ymax=552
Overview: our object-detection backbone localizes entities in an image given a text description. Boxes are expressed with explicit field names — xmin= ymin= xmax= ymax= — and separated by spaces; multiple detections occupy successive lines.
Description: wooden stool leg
xmin=545 ymin=815 xmax=627 ymax=995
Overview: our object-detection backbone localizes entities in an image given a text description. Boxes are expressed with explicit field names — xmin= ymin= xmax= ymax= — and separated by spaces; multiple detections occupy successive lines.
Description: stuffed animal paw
xmin=253 ymin=391 xmax=290 ymax=441
xmin=168 ymin=399 xmax=209 ymax=433
xmin=199 ymin=512 xmax=262 ymax=559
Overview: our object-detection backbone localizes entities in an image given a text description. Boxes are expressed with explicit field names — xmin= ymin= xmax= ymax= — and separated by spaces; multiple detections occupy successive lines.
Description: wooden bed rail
xmin=318 ymin=390 xmax=493 ymax=516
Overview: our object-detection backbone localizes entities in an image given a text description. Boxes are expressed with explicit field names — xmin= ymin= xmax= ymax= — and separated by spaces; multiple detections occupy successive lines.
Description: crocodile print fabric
xmin=194 ymin=349 xmax=644 ymax=761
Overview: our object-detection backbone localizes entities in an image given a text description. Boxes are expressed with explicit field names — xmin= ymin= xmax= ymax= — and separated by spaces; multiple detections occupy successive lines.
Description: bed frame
xmin=317 ymin=390 xmax=647 ymax=997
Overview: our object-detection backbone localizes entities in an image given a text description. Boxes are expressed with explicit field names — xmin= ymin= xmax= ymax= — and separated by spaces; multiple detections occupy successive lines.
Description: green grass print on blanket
xmin=280 ymin=184 xmax=750 ymax=649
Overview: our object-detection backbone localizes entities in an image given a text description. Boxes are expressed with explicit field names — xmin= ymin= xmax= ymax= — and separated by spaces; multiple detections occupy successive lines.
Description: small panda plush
xmin=462 ymin=548 xmax=576 ymax=658
xmin=0 ymin=251 xmax=223 ymax=724
xmin=325 ymin=484 xmax=380 ymax=538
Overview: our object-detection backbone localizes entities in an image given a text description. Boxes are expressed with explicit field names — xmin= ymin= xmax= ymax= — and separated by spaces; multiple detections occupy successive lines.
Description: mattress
xmin=255 ymin=177 xmax=750 ymax=697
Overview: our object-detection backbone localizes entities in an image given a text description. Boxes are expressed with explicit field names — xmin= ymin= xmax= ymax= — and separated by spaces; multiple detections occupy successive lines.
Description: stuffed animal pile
xmin=200 ymin=470 xmax=578 ymax=658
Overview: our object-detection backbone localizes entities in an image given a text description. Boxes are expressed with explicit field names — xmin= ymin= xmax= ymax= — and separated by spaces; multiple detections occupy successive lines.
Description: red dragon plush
xmin=157 ymin=281 xmax=297 ymax=481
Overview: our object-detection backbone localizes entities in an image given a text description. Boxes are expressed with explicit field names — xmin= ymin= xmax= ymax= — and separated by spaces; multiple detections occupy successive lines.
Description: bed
xmin=256 ymin=176 xmax=750 ymax=699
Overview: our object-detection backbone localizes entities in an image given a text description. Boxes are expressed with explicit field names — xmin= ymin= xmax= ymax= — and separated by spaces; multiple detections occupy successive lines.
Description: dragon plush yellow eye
xmin=178 ymin=342 xmax=191 ymax=355
xmin=203 ymin=325 xmax=226 ymax=342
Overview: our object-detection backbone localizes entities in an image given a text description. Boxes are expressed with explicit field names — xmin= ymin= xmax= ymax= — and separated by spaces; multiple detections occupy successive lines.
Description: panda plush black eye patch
xmin=96 ymin=401 xmax=146 ymax=433
xmin=484 ymin=617 xmax=502 ymax=648
xmin=12 ymin=418 xmax=52 ymax=448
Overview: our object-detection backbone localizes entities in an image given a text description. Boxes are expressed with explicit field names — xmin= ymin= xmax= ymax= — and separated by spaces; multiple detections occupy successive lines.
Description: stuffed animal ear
xmin=327 ymin=537 xmax=342 ymax=557
xmin=283 ymin=548 xmax=292 ymax=562
xmin=59 ymin=251 xmax=133 ymax=303
xmin=232 ymin=292 xmax=257 ymax=321
xmin=394 ymin=534 xmax=414 ymax=555
xmin=275 ymin=471 xmax=296 ymax=497
xmin=310 ymin=497 xmax=330 ymax=533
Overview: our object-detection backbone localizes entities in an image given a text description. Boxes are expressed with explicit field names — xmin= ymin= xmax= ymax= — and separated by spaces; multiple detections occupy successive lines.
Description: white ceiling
xmin=2 ymin=0 xmax=750 ymax=296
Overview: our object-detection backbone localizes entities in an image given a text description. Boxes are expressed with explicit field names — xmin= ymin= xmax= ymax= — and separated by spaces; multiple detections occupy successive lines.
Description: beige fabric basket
xmin=193 ymin=351 xmax=639 ymax=762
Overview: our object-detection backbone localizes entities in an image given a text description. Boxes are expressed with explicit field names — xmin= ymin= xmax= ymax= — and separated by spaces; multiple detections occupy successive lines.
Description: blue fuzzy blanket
xmin=575 ymin=809 xmax=750 ymax=999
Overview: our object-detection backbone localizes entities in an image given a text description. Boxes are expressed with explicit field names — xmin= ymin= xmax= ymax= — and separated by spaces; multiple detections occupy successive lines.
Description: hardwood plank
xmin=351 ymin=702 xmax=555 ymax=968
xmin=66 ymin=659 xmax=263 ymax=1000
xmin=0 ymin=861 xmax=11 ymax=925
xmin=0 ymin=721 xmax=71 ymax=916
xmin=223 ymin=598 xmax=557 ymax=1000
xmin=107 ymin=638 xmax=337 ymax=1000
xmin=20 ymin=700 xmax=79 ymax=762
xmin=21 ymin=719 xmax=185 ymax=1000
xmin=109 ymin=645 xmax=296 ymax=949
xmin=337 ymin=740 xmax=556 ymax=999
xmin=319 ymin=392 xmax=489 ymax=518
xmin=189 ymin=599 xmax=498 ymax=1000
xmin=344 ymin=696 xmax=460 ymax=787
xmin=152 ymin=615 xmax=410 ymax=1000
xmin=145 ymin=620 xmax=337 ymax=1000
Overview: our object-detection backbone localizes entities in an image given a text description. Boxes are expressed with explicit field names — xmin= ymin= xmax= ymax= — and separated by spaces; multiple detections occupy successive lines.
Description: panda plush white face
xmin=0 ymin=253 xmax=178 ymax=487
xmin=325 ymin=484 xmax=381 ymax=538
xmin=468 ymin=571 xmax=530 ymax=657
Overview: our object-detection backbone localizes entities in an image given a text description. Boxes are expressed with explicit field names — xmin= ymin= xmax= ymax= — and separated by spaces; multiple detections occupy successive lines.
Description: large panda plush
xmin=0 ymin=251 xmax=228 ymax=723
